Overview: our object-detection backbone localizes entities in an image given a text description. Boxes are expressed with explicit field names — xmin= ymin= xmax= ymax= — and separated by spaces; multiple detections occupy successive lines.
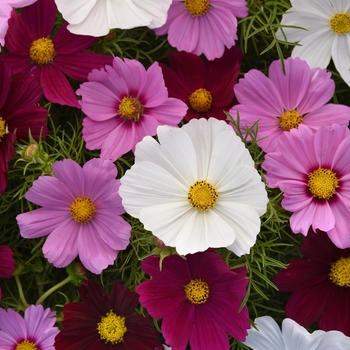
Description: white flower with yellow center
xmin=119 ymin=118 xmax=268 ymax=256
xmin=277 ymin=0 xmax=350 ymax=86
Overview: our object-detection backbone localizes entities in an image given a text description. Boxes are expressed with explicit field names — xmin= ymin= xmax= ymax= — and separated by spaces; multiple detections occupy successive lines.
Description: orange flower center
xmin=29 ymin=37 xmax=55 ymax=64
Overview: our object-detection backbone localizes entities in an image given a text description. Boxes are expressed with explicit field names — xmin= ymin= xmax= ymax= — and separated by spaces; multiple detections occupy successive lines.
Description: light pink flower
xmin=0 ymin=305 xmax=59 ymax=350
xmin=77 ymin=56 xmax=188 ymax=161
xmin=16 ymin=158 xmax=132 ymax=274
xmin=0 ymin=0 xmax=37 ymax=49
xmin=153 ymin=0 xmax=248 ymax=60
xmin=230 ymin=57 xmax=350 ymax=153
xmin=262 ymin=124 xmax=350 ymax=248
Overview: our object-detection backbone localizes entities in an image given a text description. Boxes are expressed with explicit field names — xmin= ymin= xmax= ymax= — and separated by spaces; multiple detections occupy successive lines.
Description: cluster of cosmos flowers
xmin=1 ymin=0 xmax=350 ymax=349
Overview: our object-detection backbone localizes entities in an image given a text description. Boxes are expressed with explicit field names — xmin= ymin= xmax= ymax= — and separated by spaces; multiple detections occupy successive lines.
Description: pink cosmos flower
xmin=16 ymin=158 xmax=132 ymax=274
xmin=0 ymin=0 xmax=37 ymax=49
xmin=160 ymin=46 xmax=242 ymax=122
xmin=153 ymin=0 xmax=248 ymax=60
xmin=230 ymin=57 xmax=350 ymax=153
xmin=0 ymin=245 xmax=15 ymax=299
xmin=0 ymin=0 xmax=113 ymax=108
xmin=77 ymin=56 xmax=188 ymax=161
xmin=0 ymin=304 xmax=59 ymax=349
xmin=262 ymin=124 xmax=350 ymax=248
xmin=136 ymin=250 xmax=249 ymax=350
xmin=0 ymin=61 xmax=48 ymax=193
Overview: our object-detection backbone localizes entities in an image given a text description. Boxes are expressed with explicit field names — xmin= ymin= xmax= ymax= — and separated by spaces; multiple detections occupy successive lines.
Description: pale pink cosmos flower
xmin=230 ymin=57 xmax=350 ymax=153
xmin=16 ymin=158 xmax=132 ymax=274
xmin=0 ymin=0 xmax=37 ymax=49
xmin=262 ymin=124 xmax=350 ymax=249
xmin=77 ymin=56 xmax=188 ymax=162
xmin=0 ymin=305 xmax=59 ymax=350
xmin=153 ymin=0 xmax=248 ymax=60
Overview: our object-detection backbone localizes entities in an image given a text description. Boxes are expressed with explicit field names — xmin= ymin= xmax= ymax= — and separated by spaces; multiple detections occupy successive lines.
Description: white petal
xmin=291 ymin=29 xmax=334 ymax=69
xmin=133 ymin=0 xmax=172 ymax=28
xmin=243 ymin=316 xmax=284 ymax=350
xmin=119 ymin=161 xmax=188 ymax=218
xmin=332 ymin=34 xmax=350 ymax=86
xmin=54 ymin=0 xmax=96 ymax=24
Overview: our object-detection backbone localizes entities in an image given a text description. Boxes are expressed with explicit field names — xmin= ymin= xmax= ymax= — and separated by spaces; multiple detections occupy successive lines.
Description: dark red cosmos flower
xmin=136 ymin=250 xmax=249 ymax=350
xmin=274 ymin=229 xmax=350 ymax=336
xmin=54 ymin=280 xmax=163 ymax=350
xmin=0 ymin=245 xmax=15 ymax=299
xmin=1 ymin=0 xmax=113 ymax=108
xmin=160 ymin=46 xmax=242 ymax=122
xmin=0 ymin=61 xmax=48 ymax=193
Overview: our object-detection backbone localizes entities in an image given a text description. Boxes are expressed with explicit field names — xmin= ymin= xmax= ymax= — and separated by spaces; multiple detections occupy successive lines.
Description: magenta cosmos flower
xmin=153 ymin=0 xmax=248 ymax=60
xmin=0 ymin=245 xmax=15 ymax=299
xmin=16 ymin=158 xmax=131 ymax=274
xmin=55 ymin=280 xmax=163 ymax=350
xmin=274 ymin=230 xmax=350 ymax=336
xmin=0 ymin=61 xmax=48 ymax=193
xmin=0 ymin=0 xmax=37 ymax=49
xmin=0 ymin=0 xmax=113 ymax=108
xmin=77 ymin=56 xmax=188 ymax=161
xmin=136 ymin=250 xmax=249 ymax=350
xmin=262 ymin=124 xmax=350 ymax=248
xmin=160 ymin=46 xmax=242 ymax=122
xmin=230 ymin=57 xmax=350 ymax=153
xmin=0 ymin=304 xmax=59 ymax=349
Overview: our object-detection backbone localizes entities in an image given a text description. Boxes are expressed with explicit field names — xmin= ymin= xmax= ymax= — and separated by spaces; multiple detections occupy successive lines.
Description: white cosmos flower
xmin=243 ymin=316 xmax=350 ymax=350
xmin=54 ymin=0 xmax=172 ymax=36
xmin=119 ymin=118 xmax=268 ymax=256
xmin=276 ymin=0 xmax=350 ymax=86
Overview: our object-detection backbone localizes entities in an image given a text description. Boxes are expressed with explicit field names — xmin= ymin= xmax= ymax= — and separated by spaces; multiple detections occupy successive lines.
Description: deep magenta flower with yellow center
xmin=0 ymin=305 xmax=59 ymax=350
xmin=262 ymin=124 xmax=350 ymax=249
xmin=136 ymin=250 xmax=250 ymax=350
xmin=16 ymin=158 xmax=131 ymax=274
xmin=0 ymin=0 xmax=113 ymax=108
xmin=0 ymin=61 xmax=48 ymax=193
xmin=54 ymin=280 xmax=163 ymax=350
xmin=274 ymin=230 xmax=350 ymax=336
xmin=160 ymin=46 xmax=242 ymax=122
xmin=230 ymin=57 xmax=350 ymax=153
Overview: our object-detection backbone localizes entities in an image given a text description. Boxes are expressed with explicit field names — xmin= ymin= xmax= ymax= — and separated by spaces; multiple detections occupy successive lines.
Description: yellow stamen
xmin=15 ymin=340 xmax=38 ymax=350
xmin=330 ymin=13 xmax=350 ymax=34
xmin=29 ymin=37 xmax=55 ymax=64
xmin=185 ymin=0 xmax=210 ymax=16
xmin=188 ymin=88 xmax=212 ymax=113
xmin=188 ymin=180 xmax=218 ymax=211
xmin=308 ymin=168 xmax=339 ymax=200
xmin=329 ymin=257 xmax=350 ymax=287
xmin=0 ymin=117 xmax=8 ymax=141
xmin=185 ymin=279 xmax=210 ymax=304
xmin=278 ymin=109 xmax=303 ymax=131
xmin=118 ymin=96 xmax=142 ymax=121
xmin=70 ymin=197 xmax=96 ymax=224
xmin=97 ymin=310 xmax=127 ymax=344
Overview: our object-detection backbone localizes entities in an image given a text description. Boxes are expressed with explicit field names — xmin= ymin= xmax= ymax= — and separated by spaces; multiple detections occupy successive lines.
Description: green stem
xmin=36 ymin=275 xmax=73 ymax=306
xmin=14 ymin=275 xmax=29 ymax=310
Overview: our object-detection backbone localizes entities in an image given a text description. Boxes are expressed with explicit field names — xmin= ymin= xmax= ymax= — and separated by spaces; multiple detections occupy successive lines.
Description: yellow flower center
xmin=330 ymin=13 xmax=350 ymax=34
xmin=118 ymin=96 xmax=143 ymax=121
xmin=329 ymin=257 xmax=350 ymax=287
xmin=0 ymin=117 xmax=8 ymax=141
xmin=308 ymin=168 xmax=339 ymax=200
xmin=185 ymin=279 xmax=210 ymax=304
xmin=187 ymin=180 xmax=218 ymax=211
xmin=70 ymin=197 xmax=96 ymax=224
xmin=188 ymin=88 xmax=212 ymax=113
xmin=185 ymin=0 xmax=210 ymax=16
xmin=278 ymin=109 xmax=303 ymax=131
xmin=15 ymin=340 xmax=38 ymax=350
xmin=97 ymin=310 xmax=127 ymax=344
xmin=29 ymin=37 xmax=55 ymax=64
